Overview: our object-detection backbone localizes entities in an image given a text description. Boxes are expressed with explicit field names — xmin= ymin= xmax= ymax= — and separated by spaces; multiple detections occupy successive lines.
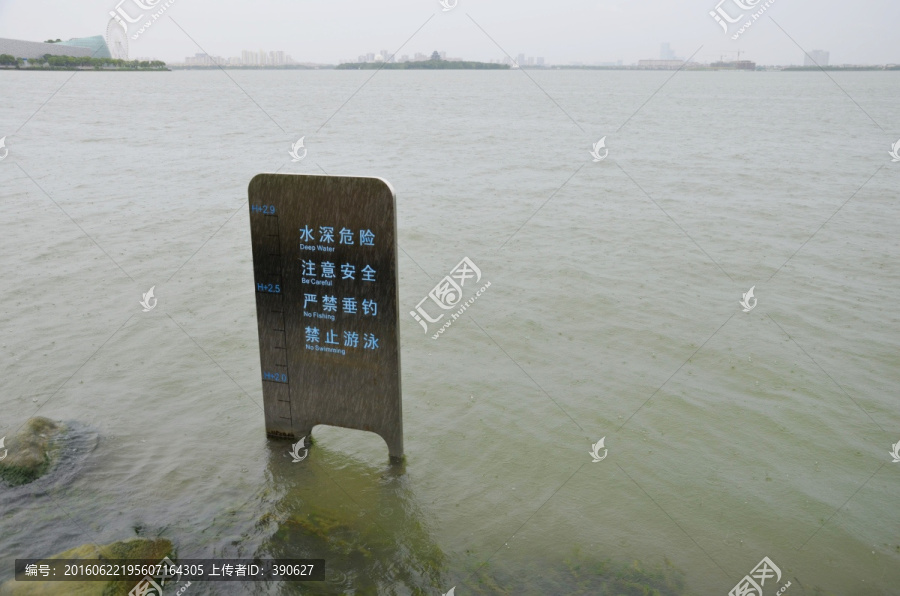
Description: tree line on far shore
xmin=0 ymin=54 xmax=167 ymax=70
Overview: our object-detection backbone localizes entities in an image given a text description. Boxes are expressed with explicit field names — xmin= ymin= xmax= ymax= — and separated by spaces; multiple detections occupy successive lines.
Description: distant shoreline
xmin=7 ymin=63 xmax=894 ymax=73
xmin=0 ymin=55 xmax=168 ymax=71
xmin=168 ymin=65 xmax=314 ymax=70
xmin=336 ymin=59 xmax=509 ymax=70
xmin=0 ymin=67 xmax=170 ymax=71
xmin=547 ymin=65 xmax=900 ymax=72
xmin=160 ymin=64 xmax=900 ymax=72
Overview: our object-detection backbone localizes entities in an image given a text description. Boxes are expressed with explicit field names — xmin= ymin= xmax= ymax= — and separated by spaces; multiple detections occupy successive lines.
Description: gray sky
xmin=0 ymin=0 xmax=897 ymax=65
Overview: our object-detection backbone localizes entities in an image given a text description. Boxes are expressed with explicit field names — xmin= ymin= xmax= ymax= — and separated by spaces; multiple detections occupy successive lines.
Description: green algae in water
xmin=249 ymin=447 xmax=692 ymax=595
xmin=259 ymin=497 xmax=689 ymax=596
xmin=0 ymin=417 xmax=64 ymax=486
xmin=261 ymin=503 xmax=448 ymax=595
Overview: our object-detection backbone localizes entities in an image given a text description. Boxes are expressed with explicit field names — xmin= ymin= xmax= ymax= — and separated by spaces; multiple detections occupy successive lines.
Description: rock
xmin=0 ymin=417 xmax=65 ymax=486
xmin=0 ymin=538 xmax=173 ymax=596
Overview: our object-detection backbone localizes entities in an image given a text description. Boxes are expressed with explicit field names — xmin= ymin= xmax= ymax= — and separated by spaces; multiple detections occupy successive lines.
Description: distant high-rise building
xmin=184 ymin=52 xmax=226 ymax=66
xmin=241 ymin=50 xmax=256 ymax=65
xmin=804 ymin=49 xmax=829 ymax=66
xmin=536 ymin=57 xmax=544 ymax=66
xmin=660 ymin=42 xmax=676 ymax=60
xmin=258 ymin=49 xmax=267 ymax=66
xmin=366 ymin=52 xmax=375 ymax=62
xmin=516 ymin=53 xmax=525 ymax=66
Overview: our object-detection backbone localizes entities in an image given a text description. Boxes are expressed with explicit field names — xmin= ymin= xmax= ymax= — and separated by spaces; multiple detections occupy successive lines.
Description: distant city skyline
xmin=180 ymin=48 xmax=297 ymax=67
xmin=0 ymin=0 xmax=896 ymax=66
xmin=2 ymin=33 xmax=875 ymax=71
xmin=126 ymin=42 xmax=889 ymax=70
xmin=342 ymin=50 xmax=544 ymax=66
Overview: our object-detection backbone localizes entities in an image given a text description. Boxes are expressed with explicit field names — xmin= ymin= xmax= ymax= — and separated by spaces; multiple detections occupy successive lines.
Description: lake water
xmin=1 ymin=70 xmax=899 ymax=595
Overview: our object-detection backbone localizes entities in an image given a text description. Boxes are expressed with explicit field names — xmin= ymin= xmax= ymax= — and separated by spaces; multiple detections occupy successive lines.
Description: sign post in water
xmin=248 ymin=174 xmax=403 ymax=461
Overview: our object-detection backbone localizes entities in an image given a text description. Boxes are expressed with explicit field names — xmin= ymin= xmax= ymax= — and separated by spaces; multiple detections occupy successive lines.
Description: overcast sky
xmin=0 ymin=0 xmax=896 ymax=65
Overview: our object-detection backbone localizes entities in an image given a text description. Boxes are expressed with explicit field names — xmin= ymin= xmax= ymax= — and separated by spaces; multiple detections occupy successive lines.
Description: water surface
xmin=1 ymin=70 xmax=899 ymax=594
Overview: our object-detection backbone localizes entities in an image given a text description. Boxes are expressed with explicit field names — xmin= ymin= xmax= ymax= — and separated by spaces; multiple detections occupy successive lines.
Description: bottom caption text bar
xmin=14 ymin=559 xmax=325 ymax=582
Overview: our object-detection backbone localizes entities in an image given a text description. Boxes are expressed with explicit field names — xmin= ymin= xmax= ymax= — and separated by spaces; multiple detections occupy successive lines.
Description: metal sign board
xmin=248 ymin=173 xmax=403 ymax=460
